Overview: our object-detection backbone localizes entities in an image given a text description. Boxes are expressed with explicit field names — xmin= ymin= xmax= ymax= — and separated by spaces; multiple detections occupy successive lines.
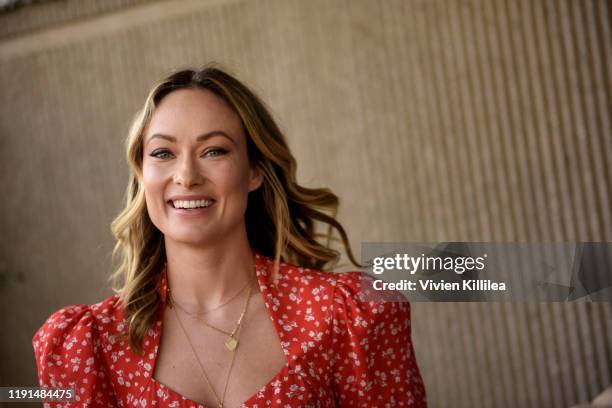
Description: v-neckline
xmin=148 ymin=253 xmax=293 ymax=408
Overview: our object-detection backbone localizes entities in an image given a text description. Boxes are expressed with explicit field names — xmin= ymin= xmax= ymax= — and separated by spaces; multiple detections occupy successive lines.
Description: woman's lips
xmin=168 ymin=200 xmax=215 ymax=217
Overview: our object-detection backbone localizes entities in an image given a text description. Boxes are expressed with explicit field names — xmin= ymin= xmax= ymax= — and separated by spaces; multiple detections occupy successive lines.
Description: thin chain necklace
xmin=168 ymin=280 xmax=254 ymax=408
xmin=168 ymin=276 xmax=254 ymax=352
xmin=169 ymin=278 xmax=251 ymax=317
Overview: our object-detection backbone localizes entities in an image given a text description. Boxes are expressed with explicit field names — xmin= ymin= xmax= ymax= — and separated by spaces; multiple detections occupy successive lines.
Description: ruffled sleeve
xmin=32 ymin=304 xmax=117 ymax=407
xmin=330 ymin=272 xmax=427 ymax=407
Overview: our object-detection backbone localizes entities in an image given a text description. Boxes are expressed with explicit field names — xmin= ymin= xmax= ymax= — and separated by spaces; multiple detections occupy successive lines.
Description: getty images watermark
xmin=360 ymin=243 xmax=612 ymax=302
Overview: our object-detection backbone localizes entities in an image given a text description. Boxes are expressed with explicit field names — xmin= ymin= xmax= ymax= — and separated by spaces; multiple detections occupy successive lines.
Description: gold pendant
xmin=225 ymin=336 xmax=238 ymax=352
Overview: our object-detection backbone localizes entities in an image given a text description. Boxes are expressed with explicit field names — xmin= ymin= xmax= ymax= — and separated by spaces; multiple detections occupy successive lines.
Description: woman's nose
xmin=172 ymin=156 xmax=204 ymax=187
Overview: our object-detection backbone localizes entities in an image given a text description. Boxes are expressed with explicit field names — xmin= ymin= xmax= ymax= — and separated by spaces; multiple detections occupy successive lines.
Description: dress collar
xmin=107 ymin=253 xmax=283 ymax=403
xmin=123 ymin=253 xmax=277 ymax=391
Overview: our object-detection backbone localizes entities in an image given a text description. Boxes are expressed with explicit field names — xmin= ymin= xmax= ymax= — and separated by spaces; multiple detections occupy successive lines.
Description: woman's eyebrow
xmin=146 ymin=131 xmax=236 ymax=146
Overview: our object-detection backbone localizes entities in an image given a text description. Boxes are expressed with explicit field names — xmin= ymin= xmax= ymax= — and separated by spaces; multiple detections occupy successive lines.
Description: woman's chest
xmin=152 ymin=297 xmax=289 ymax=407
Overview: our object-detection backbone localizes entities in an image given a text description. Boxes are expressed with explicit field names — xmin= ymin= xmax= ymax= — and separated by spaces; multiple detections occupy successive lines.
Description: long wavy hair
xmin=110 ymin=64 xmax=360 ymax=355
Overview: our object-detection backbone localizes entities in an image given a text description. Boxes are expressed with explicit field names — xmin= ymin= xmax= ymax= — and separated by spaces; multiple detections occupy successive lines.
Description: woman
xmin=33 ymin=66 xmax=427 ymax=407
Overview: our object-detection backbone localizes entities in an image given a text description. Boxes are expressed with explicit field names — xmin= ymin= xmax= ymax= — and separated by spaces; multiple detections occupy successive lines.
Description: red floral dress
xmin=33 ymin=253 xmax=427 ymax=407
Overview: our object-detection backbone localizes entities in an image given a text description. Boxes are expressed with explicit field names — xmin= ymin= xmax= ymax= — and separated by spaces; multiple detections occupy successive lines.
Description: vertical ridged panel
xmin=0 ymin=0 xmax=152 ymax=39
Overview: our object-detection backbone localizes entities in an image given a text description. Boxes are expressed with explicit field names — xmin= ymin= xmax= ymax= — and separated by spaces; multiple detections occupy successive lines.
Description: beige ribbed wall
xmin=0 ymin=0 xmax=151 ymax=39
xmin=0 ymin=1 xmax=610 ymax=407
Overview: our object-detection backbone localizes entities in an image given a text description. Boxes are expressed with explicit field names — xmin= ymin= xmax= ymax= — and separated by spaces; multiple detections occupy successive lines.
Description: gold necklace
xmin=168 ymin=277 xmax=254 ymax=352
xmin=169 ymin=278 xmax=251 ymax=317
xmin=199 ymin=306 xmax=247 ymax=352
xmin=169 ymin=281 xmax=254 ymax=408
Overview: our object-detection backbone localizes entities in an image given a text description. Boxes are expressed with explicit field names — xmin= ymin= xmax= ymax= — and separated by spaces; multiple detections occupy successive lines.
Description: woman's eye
xmin=150 ymin=149 xmax=173 ymax=159
xmin=148 ymin=148 xmax=226 ymax=160
xmin=204 ymin=148 xmax=228 ymax=157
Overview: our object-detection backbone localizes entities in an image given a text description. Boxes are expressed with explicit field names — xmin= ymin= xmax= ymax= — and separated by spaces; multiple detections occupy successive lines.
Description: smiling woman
xmin=31 ymin=65 xmax=427 ymax=407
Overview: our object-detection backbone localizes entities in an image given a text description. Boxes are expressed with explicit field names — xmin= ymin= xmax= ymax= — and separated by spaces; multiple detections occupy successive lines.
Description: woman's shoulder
xmin=275 ymin=259 xmax=406 ymax=302
xmin=32 ymin=294 xmax=123 ymax=404
xmin=273 ymin=259 xmax=409 ymax=323
xmin=32 ymin=293 xmax=124 ymax=354
xmin=274 ymin=259 xmax=360 ymax=295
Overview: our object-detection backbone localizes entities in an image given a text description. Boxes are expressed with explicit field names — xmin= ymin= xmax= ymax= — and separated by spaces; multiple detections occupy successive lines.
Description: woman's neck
xmin=163 ymin=231 xmax=257 ymax=312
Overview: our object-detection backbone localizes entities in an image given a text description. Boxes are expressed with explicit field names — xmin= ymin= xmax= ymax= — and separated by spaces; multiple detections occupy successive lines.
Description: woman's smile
xmin=170 ymin=199 xmax=215 ymax=209
xmin=168 ymin=197 xmax=216 ymax=217
xmin=167 ymin=194 xmax=216 ymax=214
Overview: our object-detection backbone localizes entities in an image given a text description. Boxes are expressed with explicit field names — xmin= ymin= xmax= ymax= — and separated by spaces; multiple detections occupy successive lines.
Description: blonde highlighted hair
xmin=110 ymin=64 xmax=360 ymax=355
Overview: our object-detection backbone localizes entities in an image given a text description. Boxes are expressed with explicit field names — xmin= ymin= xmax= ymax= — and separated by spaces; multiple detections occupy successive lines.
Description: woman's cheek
xmin=224 ymin=171 xmax=252 ymax=199
xmin=142 ymin=166 xmax=168 ymax=218
xmin=143 ymin=164 xmax=168 ymax=189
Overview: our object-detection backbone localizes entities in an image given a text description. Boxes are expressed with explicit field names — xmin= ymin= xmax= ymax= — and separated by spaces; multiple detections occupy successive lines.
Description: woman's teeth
xmin=172 ymin=200 xmax=214 ymax=209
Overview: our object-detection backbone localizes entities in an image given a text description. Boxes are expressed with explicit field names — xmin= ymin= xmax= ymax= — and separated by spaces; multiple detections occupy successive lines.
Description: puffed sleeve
xmin=330 ymin=272 xmax=427 ymax=407
xmin=32 ymin=304 xmax=117 ymax=407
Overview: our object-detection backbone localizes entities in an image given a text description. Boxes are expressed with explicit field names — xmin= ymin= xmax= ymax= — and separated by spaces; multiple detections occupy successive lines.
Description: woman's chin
xmin=163 ymin=231 xmax=217 ymax=247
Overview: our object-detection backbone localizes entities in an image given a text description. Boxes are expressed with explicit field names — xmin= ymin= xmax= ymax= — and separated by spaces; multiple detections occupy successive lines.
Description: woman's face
xmin=142 ymin=88 xmax=262 ymax=246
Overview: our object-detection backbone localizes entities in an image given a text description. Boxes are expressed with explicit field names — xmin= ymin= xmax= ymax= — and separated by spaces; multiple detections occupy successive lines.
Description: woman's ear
xmin=248 ymin=165 xmax=264 ymax=192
